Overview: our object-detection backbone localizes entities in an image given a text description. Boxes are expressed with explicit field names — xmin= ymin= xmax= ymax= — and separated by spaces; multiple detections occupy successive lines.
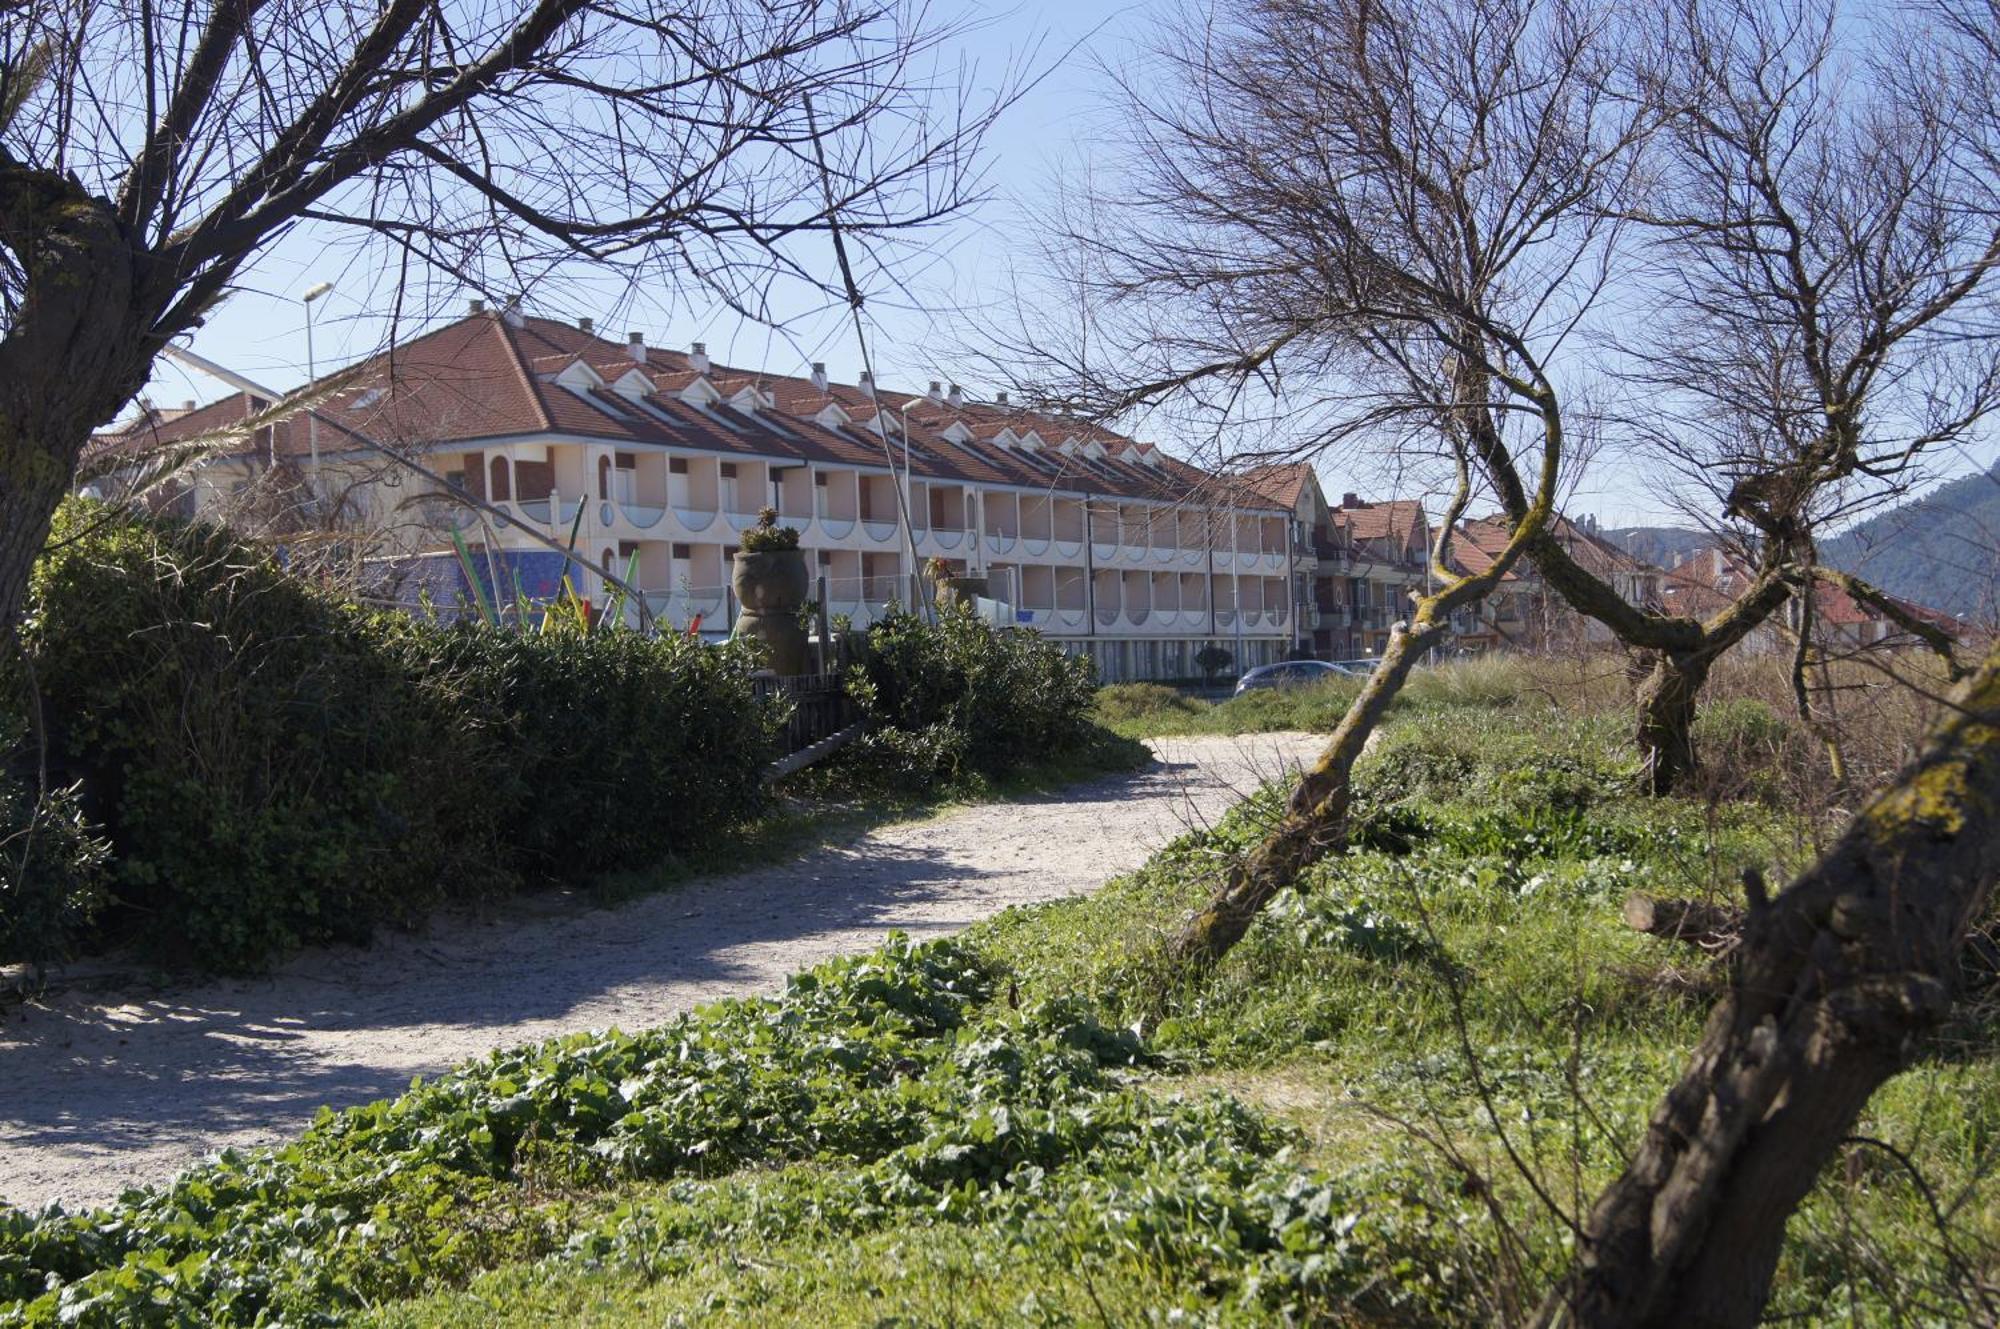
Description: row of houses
xmin=91 ymin=303 xmax=1960 ymax=680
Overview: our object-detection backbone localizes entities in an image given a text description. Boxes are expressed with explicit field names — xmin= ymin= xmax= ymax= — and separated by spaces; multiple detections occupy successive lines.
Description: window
xmin=671 ymin=543 xmax=691 ymax=559
xmin=489 ymin=456 xmax=511 ymax=501
xmin=597 ymin=454 xmax=611 ymax=499
xmin=815 ymin=472 xmax=829 ymax=486
xmin=669 ymin=457 xmax=688 ymax=475
xmin=560 ymin=382 xmax=637 ymax=424
xmin=720 ymin=462 xmax=737 ymax=478
xmin=615 ymin=451 xmax=636 ymax=470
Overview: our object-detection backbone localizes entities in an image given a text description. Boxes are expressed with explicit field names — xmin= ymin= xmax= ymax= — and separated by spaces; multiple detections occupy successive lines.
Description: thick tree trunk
xmin=0 ymin=159 xmax=150 ymax=633
xmin=1539 ymin=640 xmax=2000 ymax=1329
xmin=1635 ymin=650 xmax=1710 ymax=796
xmin=1171 ymin=618 xmax=1442 ymax=968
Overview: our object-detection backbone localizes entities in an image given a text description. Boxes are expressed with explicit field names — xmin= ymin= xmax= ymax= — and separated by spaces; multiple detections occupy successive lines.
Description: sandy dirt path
xmin=0 ymin=732 xmax=1320 ymax=1212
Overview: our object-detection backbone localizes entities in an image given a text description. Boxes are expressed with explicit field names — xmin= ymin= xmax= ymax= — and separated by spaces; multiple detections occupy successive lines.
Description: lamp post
xmin=898 ymin=396 xmax=925 ymax=593
xmin=301 ymin=281 xmax=332 ymax=505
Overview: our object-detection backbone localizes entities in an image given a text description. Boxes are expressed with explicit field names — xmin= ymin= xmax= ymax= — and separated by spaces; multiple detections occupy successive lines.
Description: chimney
xmin=689 ymin=342 xmax=710 ymax=374
xmin=577 ymin=316 xmax=593 ymax=334
xmin=946 ymin=383 xmax=963 ymax=409
xmin=858 ymin=368 xmax=875 ymax=396
xmin=468 ymin=297 xmax=486 ymax=315
xmin=626 ymin=331 xmax=647 ymax=364
xmin=501 ymin=294 xmax=525 ymax=328
xmin=182 ymin=399 xmax=195 ymax=412
xmin=1342 ymin=492 xmax=1361 ymax=508
xmin=995 ymin=390 xmax=1010 ymax=406
xmin=927 ymin=379 xmax=945 ymax=404
xmin=1711 ymin=548 xmax=1726 ymax=579
xmin=810 ymin=362 xmax=829 ymax=392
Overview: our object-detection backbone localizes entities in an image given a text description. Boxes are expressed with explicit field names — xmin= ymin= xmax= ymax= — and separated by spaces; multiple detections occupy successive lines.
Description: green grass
xmin=1093 ymin=656 xmax=1577 ymax=741
xmin=6 ymin=702 xmax=1991 ymax=1327
xmin=1095 ymin=676 xmax=1366 ymax=738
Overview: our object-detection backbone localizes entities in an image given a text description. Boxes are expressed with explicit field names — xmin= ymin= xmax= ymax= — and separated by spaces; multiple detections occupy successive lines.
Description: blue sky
xmin=146 ymin=0 xmax=1994 ymax=528
xmin=151 ymin=1 xmax=1146 ymax=400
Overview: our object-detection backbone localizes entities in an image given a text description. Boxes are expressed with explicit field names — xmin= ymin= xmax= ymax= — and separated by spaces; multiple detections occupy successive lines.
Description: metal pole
xmin=300 ymin=282 xmax=331 ymax=503
xmin=815 ymin=572 xmax=831 ymax=675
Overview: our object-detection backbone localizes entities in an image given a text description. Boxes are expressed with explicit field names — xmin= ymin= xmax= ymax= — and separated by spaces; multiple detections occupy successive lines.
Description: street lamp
xmin=301 ymin=281 xmax=332 ymax=504
xmin=898 ymin=396 xmax=927 ymax=590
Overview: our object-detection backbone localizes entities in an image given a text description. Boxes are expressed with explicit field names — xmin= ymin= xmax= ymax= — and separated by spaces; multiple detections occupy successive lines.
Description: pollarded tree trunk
xmin=1635 ymin=649 xmax=1710 ymax=796
xmin=0 ymin=159 xmax=151 ymax=634
xmin=1172 ymin=617 xmax=1445 ymax=968
xmin=1538 ymin=639 xmax=2000 ymax=1329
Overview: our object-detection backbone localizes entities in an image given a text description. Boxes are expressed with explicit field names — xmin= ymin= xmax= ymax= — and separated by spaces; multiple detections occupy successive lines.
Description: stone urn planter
xmin=732 ymin=548 xmax=811 ymax=675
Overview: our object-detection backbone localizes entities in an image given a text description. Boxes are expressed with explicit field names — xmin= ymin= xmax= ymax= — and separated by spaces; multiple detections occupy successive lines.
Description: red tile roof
xmin=1240 ymin=462 xmax=1315 ymax=511
xmin=94 ymin=312 xmax=1284 ymax=511
xmin=1335 ymin=498 xmax=1427 ymax=548
xmin=1447 ymin=517 xmax=1524 ymax=581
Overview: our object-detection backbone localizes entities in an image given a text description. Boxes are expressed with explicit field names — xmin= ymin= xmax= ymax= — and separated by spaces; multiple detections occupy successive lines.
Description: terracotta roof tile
xmin=96 ymin=312 xmax=1293 ymax=511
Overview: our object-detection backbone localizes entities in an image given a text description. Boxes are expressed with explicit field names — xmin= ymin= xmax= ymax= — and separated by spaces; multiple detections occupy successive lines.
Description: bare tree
xmin=995 ymin=0 xmax=1653 ymax=966
xmin=0 ymin=0 xmax=997 ymax=635
xmin=1494 ymin=0 xmax=2000 ymax=792
xmin=1538 ymin=634 xmax=2000 ymax=1328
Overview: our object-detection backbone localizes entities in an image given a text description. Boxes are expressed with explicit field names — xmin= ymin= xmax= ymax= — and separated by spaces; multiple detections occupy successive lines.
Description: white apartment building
xmin=94 ymin=304 xmax=1305 ymax=682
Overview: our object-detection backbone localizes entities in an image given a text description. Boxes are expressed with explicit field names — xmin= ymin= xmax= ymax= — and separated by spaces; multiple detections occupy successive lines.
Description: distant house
xmin=1448 ymin=513 xmax=1666 ymax=653
xmin=1239 ymin=463 xmax=1433 ymax=660
xmin=1797 ymin=575 xmax=1965 ymax=655
xmin=1334 ymin=496 xmax=1433 ymax=657
xmin=1660 ymin=545 xmax=1965 ymax=658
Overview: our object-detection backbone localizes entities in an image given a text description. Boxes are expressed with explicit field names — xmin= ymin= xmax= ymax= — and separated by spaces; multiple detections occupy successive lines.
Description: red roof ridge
xmin=496 ymin=315 xmax=559 ymax=433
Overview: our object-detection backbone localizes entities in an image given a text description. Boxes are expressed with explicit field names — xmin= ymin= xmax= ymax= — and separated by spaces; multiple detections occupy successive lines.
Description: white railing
xmin=620 ymin=502 xmax=667 ymax=530
xmin=517 ymin=495 xmax=582 ymax=527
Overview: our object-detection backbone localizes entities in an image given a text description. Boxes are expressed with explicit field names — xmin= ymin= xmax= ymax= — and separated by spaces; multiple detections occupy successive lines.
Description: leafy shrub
xmin=0 ymin=717 xmax=110 ymax=966
xmin=16 ymin=502 xmax=776 ymax=971
xmin=738 ymin=506 xmax=800 ymax=552
xmin=1194 ymin=644 xmax=1233 ymax=682
xmin=24 ymin=506 xmax=507 ymax=970
xmin=844 ymin=604 xmax=1100 ymax=787
xmin=426 ymin=627 xmax=774 ymax=882
xmin=1691 ymin=696 xmax=1814 ymax=800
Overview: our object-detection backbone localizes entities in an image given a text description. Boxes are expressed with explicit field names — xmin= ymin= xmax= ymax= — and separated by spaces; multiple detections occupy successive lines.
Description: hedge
xmin=841 ymin=603 xmax=1105 ymax=788
xmin=9 ymin=502 xmax=776 ymax=972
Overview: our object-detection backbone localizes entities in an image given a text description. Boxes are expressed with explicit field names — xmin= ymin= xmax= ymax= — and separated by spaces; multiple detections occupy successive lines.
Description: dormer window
xmin=349 ymin=387 xmax=385 ymax=411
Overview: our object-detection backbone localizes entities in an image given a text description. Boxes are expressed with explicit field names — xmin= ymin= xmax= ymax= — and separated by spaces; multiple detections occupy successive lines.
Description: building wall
xmin=1065 ymin=634 xmax=1283 ymax=684
xmin=331 ymin=433 xmax=1300 ymax=674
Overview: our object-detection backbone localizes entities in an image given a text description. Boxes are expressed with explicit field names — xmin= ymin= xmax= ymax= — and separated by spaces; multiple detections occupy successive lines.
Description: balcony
xmin=517 ymin=495 xmax=582 ymax=527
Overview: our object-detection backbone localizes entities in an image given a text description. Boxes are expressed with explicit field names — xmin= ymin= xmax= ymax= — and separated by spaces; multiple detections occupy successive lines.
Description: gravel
xmin=0 ymin=731 xmax=1322 ymax=1212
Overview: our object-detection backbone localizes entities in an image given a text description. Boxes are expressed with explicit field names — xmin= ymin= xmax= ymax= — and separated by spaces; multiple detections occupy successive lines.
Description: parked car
xmin=1232 ymin=659 xmax=1367 ymax=695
